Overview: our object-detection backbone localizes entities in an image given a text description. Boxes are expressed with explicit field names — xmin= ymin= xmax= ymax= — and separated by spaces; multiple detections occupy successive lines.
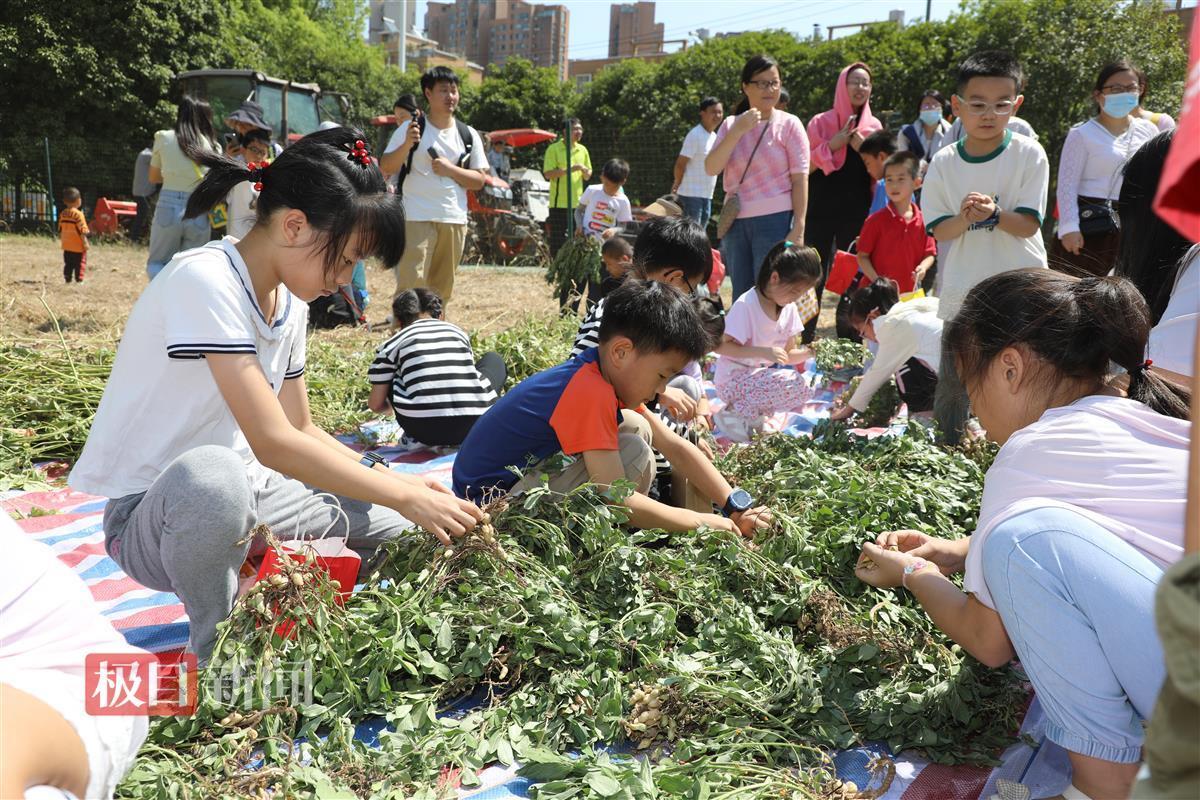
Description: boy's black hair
xmin=956 ymin=50 xmax=1024 ymax=95
xmin=699 ymin=96 xmax=721 ymax=112
xmin=754 ymin=241 xmax=822 ymax=300
xmin=183 ymin=126 xmax=406 ymax=277
xmin=601 ymin=236 xmax=633 ymax=259
xmin=421 ymin=66 xmax=460 ymax=93
xmin=601 ymin=158 xmax=630 ymax=183
xmin=392 ymin=287 xmax=444 ymax=327
xmin=565 ymin=117 xmax=582 ymax=128
xmin=777 ymin=87 xmax=790 ymax=107
xmin=63 ymin=186 xmax=81 ymax=203
xmin=598 ymin=279 xmax=708 ymax=361
xmin=694 ymin=294 xmax=726 ymax=350
xmin=394 ymin=93 xmax=419 ymax=112
xmin=239 ymin=129 xmax=272 ymax=148
xmin=858 ymin=130 xmax=897 ymax=157
xmin=631 ymin=217 xmax=713 ymax=285
xmin=883 ymin=151 xmax=921 ymax=179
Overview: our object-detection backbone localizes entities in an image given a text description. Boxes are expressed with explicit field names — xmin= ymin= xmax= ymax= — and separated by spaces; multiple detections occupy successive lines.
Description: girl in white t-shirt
xmin=854 ymin=269 xmax=1190 ymax=800
xmin=714 ymin=242 xmax=819 ymax=429
xmin=69 ymin=128 xmax=483 ymax=664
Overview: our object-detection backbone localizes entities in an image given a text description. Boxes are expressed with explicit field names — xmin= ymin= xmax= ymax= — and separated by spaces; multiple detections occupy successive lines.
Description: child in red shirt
xmin=856 ymin=152 xmax=936 ymax=295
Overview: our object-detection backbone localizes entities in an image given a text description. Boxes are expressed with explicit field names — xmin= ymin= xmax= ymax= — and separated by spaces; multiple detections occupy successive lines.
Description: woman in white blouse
xmin=1054 ymin=61 xmax=1158 ymax=277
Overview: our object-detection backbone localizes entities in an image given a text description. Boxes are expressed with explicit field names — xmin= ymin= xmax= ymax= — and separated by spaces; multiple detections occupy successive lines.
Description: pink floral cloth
xmin=720 ymin=367 xmax=813 ymax=417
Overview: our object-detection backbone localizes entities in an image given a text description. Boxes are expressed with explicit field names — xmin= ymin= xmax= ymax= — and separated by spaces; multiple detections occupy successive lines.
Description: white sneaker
xmin=714 ymin=411 xmax=765 ymax=443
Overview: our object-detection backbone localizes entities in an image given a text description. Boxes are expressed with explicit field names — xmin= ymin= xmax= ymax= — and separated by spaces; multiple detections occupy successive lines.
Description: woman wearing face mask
xmin=1054 ymin=61 xmax=1158 ymax=277
xmin=801 ymin=62 xmax=882 ymax=343
xmin=897 ymin=90 xmax=952 ymax=172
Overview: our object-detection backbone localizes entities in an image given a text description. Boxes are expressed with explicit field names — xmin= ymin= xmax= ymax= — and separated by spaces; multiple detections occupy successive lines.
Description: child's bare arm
xmin=367 ymin=383 xmax=391 ymax=413
xmin=856 ymin=251 xmax=878 ymax=280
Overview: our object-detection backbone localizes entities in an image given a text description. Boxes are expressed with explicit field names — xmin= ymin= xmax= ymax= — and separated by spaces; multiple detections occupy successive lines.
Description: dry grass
xmin=0 ymin=233 xmax=559 ymax=342
xmin=0 ymin=232 xmax=837 ymax=345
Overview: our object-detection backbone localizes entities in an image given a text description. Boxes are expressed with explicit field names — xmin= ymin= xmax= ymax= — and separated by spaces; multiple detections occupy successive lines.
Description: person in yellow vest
xmin=543 ymin=119 xmax=592 ymax=305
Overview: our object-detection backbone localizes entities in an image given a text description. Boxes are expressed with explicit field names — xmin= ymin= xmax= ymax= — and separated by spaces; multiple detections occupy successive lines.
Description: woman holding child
xmin=856 ymin=270 xmax=1189 ymax=800
xmin=802 ymin=62 xmax=883 ymax=342
xmin=1054 ymin=60 xmax=1158 ymax=277
xmin=706 ymin=54 xmax=811 ymax=302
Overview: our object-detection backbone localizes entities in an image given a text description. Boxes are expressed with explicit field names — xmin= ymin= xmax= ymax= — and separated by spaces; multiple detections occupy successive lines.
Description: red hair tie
xmin=347 ymin=139 xmax=371 ymax=166
xmin=248 ymin=161 xmax=268 ymax=191
xmin=1131 ymin=358 xmax=1153 ymax=376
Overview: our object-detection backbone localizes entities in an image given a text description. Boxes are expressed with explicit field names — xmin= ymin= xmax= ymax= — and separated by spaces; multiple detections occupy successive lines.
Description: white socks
xmin=1059 ymin=785 xmax=1092 ymax=800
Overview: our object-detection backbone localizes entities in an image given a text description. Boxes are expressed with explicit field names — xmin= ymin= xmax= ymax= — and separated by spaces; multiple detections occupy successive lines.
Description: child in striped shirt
xmin=368 ymin=288 xmax=506 ymax=447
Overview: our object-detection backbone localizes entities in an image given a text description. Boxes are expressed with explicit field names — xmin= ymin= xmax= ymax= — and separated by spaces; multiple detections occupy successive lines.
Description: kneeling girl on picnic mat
xmin=68 ymin=128 xmax=483 ymax=663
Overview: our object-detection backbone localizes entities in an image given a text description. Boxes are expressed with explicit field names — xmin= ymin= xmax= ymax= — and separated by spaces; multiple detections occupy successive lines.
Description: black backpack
xmin=396 ymin=116 xmax=475 ymax=191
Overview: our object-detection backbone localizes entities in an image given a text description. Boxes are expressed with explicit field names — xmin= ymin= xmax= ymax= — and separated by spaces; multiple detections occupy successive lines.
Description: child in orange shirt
xmin=59 ymin=186 xmax=89 ymax=283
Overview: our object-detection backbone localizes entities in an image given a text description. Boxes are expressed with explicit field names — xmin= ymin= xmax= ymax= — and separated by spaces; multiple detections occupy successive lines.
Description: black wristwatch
xmin=359 ymin=451 xmax=387 ymax=469
xmin=721 ymin=488 xmax=754 ymax=518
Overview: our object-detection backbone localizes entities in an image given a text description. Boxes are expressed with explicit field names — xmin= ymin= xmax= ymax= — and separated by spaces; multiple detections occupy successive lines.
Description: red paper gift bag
xmin=825 ymin=248 xmax=863 ymax=296
xmin=255 ymin=495 xmax=360 ymax=637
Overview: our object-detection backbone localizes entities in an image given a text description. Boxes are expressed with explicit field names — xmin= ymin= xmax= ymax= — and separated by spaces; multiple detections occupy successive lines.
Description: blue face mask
xmin=1102 ymin=92 xmax=1139 ymax=119
xmin=919 ymin=109 xmax=942 ymax=126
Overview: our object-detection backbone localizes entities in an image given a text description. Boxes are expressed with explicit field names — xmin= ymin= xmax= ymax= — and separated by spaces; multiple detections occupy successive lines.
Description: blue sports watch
xmin=721 ymin=488 xmax=754 ymax=518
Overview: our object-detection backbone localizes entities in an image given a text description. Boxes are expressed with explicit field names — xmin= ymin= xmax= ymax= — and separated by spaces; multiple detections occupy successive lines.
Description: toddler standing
xmin=59 ymin=187 xmax=89 ymax=283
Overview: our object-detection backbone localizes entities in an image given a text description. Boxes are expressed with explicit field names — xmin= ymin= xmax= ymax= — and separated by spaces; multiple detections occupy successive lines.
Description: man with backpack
xmin=380 ymin=66 xmax=487 ymax=304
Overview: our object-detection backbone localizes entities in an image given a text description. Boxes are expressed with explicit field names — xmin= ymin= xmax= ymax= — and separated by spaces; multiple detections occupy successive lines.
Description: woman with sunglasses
xmin=800 ymin=62 xmax=883 ymax=343
xmin=1054 ymin=60 xmax=1159 ymax=278
xmin=705 ymin=54 xmax=811 ymax=302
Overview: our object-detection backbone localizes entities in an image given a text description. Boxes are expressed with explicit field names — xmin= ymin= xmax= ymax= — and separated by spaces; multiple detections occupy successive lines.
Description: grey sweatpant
xmin=102 ymin=445 xmax=413 ymax=662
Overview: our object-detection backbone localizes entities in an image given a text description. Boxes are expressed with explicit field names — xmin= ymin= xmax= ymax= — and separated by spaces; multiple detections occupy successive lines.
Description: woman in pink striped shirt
xmin=706 ymin=54 xmax=811 ymax=301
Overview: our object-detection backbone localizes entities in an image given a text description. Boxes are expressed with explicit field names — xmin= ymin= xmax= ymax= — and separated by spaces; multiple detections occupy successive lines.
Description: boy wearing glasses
xmin=921 ymin=50 xmax=1049 ymax=445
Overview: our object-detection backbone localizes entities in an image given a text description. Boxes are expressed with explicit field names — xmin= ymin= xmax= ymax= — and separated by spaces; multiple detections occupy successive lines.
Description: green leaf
xmin=585 ymin=771 xmax=622 ymax=797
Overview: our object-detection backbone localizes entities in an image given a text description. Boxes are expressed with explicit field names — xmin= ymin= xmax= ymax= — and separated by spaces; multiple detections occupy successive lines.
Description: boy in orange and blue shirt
xmin=453 ymin=279 xmax=772 ymax=537
xmin=59 ymin=186 xmax=89 ymax=283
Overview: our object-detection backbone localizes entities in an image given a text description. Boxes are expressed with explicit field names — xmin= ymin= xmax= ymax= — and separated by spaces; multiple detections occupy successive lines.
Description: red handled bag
xmin=255 ymin=494 xmax=360 ymax=638
xmin=825 ymin=243 xmax=864 ymax=296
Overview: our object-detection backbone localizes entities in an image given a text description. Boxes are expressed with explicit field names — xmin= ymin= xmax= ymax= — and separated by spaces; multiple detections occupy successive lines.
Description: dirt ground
xmin=0 ymin=233 xmax=837 ymax=344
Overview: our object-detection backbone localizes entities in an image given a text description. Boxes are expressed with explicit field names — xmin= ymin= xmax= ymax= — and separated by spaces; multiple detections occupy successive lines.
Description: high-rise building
xmin=367 ymin=0 xmax=418 ymax=43
xmin=424 ymin=0 xmax=570 ymax=79
xmin=608 ymin=1 xmax=664 ymax=58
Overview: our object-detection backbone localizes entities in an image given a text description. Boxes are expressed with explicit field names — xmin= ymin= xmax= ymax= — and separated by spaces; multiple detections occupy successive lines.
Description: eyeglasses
xmin=955 ymin=95 xmax=1015 ymax=116
xmin=1100 ymin=83 xmax=1140 ymax=95
xmin=746 ymin=79 xmax=781 ymax=91
xmin=846 ymin=79 xmax=872 ymax=89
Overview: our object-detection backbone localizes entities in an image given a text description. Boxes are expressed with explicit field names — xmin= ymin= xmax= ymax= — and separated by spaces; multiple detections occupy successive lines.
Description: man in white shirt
xmin=380 ymin=66 xmax=487 ymax=304
xmin=672 ymin=97 xmax=724 ymax=231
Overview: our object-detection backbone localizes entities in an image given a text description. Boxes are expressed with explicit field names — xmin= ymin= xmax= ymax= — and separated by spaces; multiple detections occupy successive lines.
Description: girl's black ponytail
xmin=184 ymin=150 xmax=254 ymax=221
xmin=947 ymin=269 xmax=1190 ymax=421
xmin=754 ymin=240 xmax=822 ymax=297
xmin=181 ymin=126 xmax=406 ymax=275
xmin=848 ymin=278 xmax=900 ymax=325
xmin=1072 ymin=277 xmax=1190 ymax=419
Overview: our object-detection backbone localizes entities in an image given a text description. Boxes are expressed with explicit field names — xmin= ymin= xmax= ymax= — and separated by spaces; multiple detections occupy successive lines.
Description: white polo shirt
xmin=69 ymin=238 xmax=307 ymax=498
xmin=677 ymin=124 xmax=718 ymax=199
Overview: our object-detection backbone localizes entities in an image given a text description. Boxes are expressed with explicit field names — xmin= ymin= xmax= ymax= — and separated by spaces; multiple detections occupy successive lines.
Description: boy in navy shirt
xmin=453 ymin=280 xmax=771 ymax=536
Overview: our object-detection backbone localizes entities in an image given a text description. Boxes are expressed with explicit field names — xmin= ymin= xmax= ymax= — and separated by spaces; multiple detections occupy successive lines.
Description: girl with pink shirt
xmin=803 ymin=62 xmax=883 ymax=342
xmin=705 ymin=54 xmax=811 ymax=300
xmin=714 ymin=242 xmax=820 ymax=436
